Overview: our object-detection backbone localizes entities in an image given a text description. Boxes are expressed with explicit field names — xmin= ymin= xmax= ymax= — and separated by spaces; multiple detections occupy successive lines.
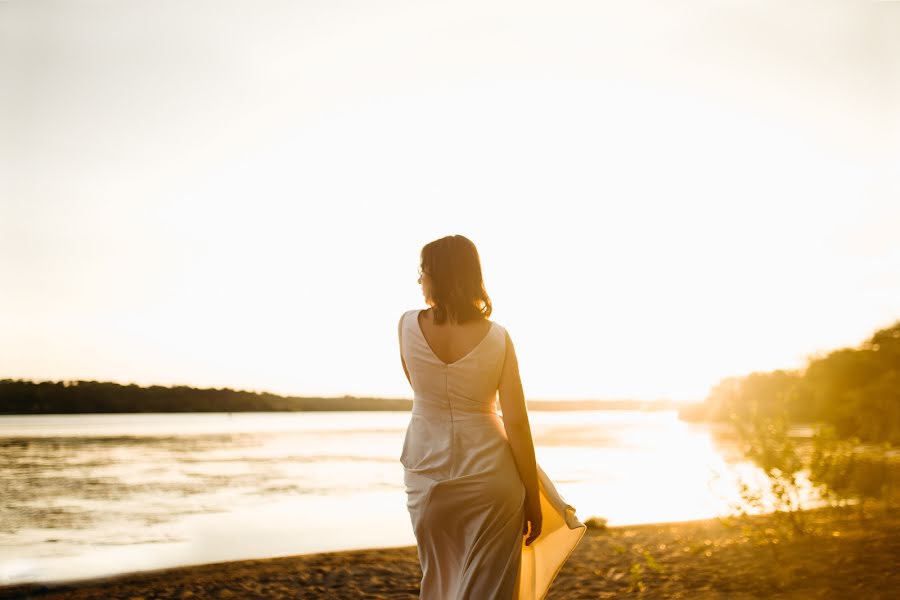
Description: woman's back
xmin=401 ymin=308 xmax=508 ymax=423
xmin=415 ymin=308 xmax=495 ymax=365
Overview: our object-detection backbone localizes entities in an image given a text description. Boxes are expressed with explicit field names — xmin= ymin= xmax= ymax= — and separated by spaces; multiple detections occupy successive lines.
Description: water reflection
xmin=0 ymin=410 xmax=822 ymax=585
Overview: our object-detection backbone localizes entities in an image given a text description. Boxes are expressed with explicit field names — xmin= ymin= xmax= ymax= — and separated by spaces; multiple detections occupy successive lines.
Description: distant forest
xmin=680 ymin=320 xmax=900 ymax=444
xmin=0 ymin=379 xmax=676 ymax=414
xmin=0 ymin=380 xmax=412 ymax=414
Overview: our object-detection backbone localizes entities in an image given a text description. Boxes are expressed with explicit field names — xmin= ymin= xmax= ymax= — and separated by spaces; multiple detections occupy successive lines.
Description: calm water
xmin=0 ymin=410 xmax=818 ymax=585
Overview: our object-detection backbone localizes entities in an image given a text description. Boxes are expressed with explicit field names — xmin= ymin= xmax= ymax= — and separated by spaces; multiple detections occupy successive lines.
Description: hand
xmin=523 ymin=500 xmax=543 ymax=546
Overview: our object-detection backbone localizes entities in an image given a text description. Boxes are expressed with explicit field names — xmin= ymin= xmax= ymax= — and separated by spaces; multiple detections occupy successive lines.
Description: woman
xmin=397 ymin=234 xmax=586 ymax=599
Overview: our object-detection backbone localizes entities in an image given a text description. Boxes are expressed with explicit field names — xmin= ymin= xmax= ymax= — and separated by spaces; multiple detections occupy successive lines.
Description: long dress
xmin=399 ymin=308 xmax=586 ymax=599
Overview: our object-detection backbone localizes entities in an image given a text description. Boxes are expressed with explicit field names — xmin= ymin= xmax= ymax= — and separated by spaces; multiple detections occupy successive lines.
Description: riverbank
xmin=3 ymin=502 xmax=897 ymax=599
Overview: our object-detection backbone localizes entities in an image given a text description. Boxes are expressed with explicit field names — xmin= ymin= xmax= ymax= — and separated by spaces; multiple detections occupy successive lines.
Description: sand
xmin=3 ymin=503 xmax=898 ymax=599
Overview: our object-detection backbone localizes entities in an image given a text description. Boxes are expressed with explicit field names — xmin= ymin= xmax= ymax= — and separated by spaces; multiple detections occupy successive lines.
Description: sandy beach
xmin=3 ymin=502 xmax=897 ymax=600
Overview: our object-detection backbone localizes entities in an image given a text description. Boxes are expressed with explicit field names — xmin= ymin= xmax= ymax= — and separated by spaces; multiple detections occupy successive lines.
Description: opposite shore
xmin=0 ymin=378 xmax=681 ymax=414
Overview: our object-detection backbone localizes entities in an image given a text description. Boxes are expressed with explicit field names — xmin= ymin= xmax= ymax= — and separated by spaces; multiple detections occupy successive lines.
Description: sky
xmin=2 ymin=0 xmax=898 ymax=402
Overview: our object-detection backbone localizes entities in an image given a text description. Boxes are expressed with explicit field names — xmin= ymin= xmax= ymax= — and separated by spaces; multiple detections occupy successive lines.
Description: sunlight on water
xmin=0 ymin=410 xmax=822 ymax=585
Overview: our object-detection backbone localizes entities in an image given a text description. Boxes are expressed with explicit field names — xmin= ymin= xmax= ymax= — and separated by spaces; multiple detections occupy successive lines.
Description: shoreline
xmin=3 ymin=503 xmax=898 ymax=599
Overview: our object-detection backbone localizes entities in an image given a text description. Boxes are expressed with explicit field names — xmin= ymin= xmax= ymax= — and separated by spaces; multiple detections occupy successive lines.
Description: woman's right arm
xmin=498 ymin=328 xmax=542 ymax=545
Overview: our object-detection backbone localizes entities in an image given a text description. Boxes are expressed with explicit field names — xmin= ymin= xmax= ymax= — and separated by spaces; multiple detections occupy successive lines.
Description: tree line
xmin=0 ymin=379 xmax=671 ymax=414
xmin=0 ymin=379 xmax=413 ymax=413
xmin=680 ymin=320 xmax=900 ymax=444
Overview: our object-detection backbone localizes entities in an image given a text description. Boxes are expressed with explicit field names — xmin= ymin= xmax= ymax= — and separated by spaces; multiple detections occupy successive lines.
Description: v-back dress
xmin=398 ymin=309 xmax=586 ymax=600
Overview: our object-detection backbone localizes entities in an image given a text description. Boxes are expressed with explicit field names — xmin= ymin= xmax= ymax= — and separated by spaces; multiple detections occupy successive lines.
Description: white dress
xmin=399 ymin=309 xmax=586 ymax=600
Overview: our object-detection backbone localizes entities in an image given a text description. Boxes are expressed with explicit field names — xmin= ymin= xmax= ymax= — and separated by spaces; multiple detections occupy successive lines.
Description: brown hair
xmin=420 ymin=235 xmax=493 ymax=325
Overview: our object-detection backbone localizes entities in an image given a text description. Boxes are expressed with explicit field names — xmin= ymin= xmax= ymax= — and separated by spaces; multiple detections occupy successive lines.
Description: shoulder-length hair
xmin=420 ymin=235 xmax=492 ymax=325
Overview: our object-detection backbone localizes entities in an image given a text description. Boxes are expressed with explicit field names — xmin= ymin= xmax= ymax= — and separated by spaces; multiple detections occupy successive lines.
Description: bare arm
xmin=497 ymin=329 xmax=540 ymax=518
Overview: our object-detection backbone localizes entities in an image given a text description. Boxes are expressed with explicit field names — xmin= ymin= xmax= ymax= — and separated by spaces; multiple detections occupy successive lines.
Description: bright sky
xmin=2 ymin=0 xmax=898 ymax=402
